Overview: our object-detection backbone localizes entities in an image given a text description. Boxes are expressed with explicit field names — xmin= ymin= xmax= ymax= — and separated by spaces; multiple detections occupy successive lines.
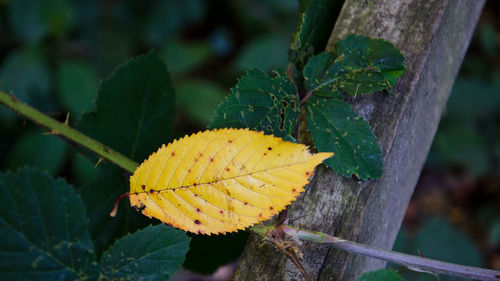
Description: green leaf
xmin=176 ymin=79 xmax=226 ymax=126
xmin=235 ymin=35 xmax=289 ymax=73
xmin=357 ymin=269 xmax=404 ymax=281
xmin=0 ymin=168 xmax=97 ymax=280
xmin=100 ymin=225 xmax=190 ymax=281
xmin=306 ymin=95 xmax=382 ymax=179
xmin=289 ymin=0 xmax=343 ymax=67
xmin=57 ymin=60 xmax=98 ymax=116
xmin=4 ymin=130 xmax=67 ymax=175
xmin=209 ymin=69 xmax=300 ymax=141
xmin=78 ymin=165 xmax=150 ymax=257
xmin=303 ymin=35 xmax=405 ymax=96
xmin=76 ymin=51 xmax=176 ymax=162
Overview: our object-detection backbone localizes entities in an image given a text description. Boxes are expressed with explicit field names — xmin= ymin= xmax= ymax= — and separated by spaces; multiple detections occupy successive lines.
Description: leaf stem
xmin=250 ymin=225 xmax=500 ymax=281
xmin=0 ymin=90 xmax=139 ymax=173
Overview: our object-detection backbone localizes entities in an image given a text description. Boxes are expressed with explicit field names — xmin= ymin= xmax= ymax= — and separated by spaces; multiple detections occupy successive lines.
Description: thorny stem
xmin=250 ymin=225 xmax=500 ymax=281
xmin=0 ymin=90 xmax=139 ymax=173
xmin=2 ymin=89 xmax=499 ymax=281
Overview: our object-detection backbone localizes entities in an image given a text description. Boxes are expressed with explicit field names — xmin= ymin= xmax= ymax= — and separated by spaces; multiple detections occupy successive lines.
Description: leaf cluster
xmin=0 ymin=0 xmax=406 ymax=278
xmin=211 ymin=34 xmax=405 ymax=179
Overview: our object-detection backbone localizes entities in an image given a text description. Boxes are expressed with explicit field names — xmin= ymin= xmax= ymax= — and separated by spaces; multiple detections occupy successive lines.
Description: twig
xmin=0 ymin=90 xmax=138 ymax=173
xmin=2 ymin=88 xmax=499 ymax=281
xmin=250 ymin=225 xmax=500 ymax=281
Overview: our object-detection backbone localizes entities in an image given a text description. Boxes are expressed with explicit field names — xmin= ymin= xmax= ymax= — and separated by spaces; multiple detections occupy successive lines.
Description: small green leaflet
xmin=303 ymin=34 xmax=405 ymax=96
xmin=306 ymin=95 xmax=382 ymax=179
xmin=357 ymin=269 xmax=404 ymax=281
xmin=209 ymin=69 xmax=300 ymax=141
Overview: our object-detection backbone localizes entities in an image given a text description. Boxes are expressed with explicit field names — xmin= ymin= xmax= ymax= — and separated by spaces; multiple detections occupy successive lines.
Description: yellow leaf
xmin=129 ymin=128 xmax=333 ymax=235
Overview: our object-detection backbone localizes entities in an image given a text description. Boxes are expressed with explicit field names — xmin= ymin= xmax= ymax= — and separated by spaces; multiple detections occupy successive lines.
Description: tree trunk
xmin=234 ymin=1 xmax=486 ymax=280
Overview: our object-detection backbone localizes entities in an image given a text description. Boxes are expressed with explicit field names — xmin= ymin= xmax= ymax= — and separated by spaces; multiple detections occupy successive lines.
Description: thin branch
xmin=250 ymin=225 xmax=500 ymax=281
xmin=0 ymin=90 xmax=139 ymax=173
xmin=2 ymin=88 xmax=499 ymax=281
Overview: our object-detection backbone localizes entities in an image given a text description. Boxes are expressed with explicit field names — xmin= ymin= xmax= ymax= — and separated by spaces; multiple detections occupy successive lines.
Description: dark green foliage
xmin=415 ymin=217 xmax=483 ymax=269
xmin=428 ymin=77 xmax=500 ymax=176
xmin=79 ymin=165 xmax=150 ymax=257
xmin=289 ymin=0 xmax=343 ymax=67
xmin=77 ymin=52 xmax=176 ymax=162
xmin=235 ymin=35 xmax=290 ymax=73
xmin=304 ymin=35 xmax=405 ymax=96
xmin=56 ymin=61 xmax=98 ymax=116
xmin=184 ymin=232 xmax=249 ymax=273
xmin=100 ymin=225 xmax=190 ymax=281
xmin=0 ymin=168 xmax=190 ymax=281
xmin=0 ymin=46 xmax=51 ymax=123
xmin=306 ymin=95 xmax=382 ymax=179
xmin=176 ymin=80 xmax=226 ymax=126
xmin=7 ymin=0 xmax=74 ymax=41
xmin=357 ymin=269 xmax=404 ymax=281
xmin=209 ymin=69 xmax=300 ymax=141
xmin=392 ymin=217 xmax=484 ymax=281
xmin=0 ymin=168 xmax=97 ymax=280
xmin=76 ymin=52 xmax=177 ymax=257
xmin=4 ymin=129 xmax=67 ymax=175
xmin=160 ymin=38 xmax=214 ymax=75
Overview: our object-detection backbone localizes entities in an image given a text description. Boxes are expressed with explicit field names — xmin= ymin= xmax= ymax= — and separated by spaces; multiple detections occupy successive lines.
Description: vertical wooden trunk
xmin=234 ymin=1 xmax=485 ymax=280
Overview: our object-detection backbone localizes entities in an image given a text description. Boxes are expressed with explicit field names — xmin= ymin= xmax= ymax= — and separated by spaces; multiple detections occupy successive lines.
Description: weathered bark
xmin=234 ymin=1 xmax=486 ymax=281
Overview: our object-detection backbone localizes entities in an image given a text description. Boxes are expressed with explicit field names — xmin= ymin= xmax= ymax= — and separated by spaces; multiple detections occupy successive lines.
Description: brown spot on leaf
xmin=305 ymin=171 xmax=311 ymax=176
xmin=269 ymin=206 xmax=274 ymax=210
xmin=210 ymin=158 xmax=214 ymax=162
xmin=228 ymin=140 xmax=233 ymax=143
xmin=292 ymin=188 xmax=296 ymax=192
xmin=226 ymin=168 xmax=230 ymax=171
xmin=263 ymin=152 xmax=267 ymax=156
xmin=268 ymin=147 xmax=272 ymax=151
xmin=141 ymin=185 xmax=146 ymax=190
xmin=196 ymin=208 xmax=201 ymax=213
xmin=219 ymin=210 xmax=224 ymax=214
xmin=171 ymin=152 xmax=175 ymax=156
xmin=194 ymin=219 xmax=201 ymax=224
xmin=244 ymin=202 xmax=248 ymax=205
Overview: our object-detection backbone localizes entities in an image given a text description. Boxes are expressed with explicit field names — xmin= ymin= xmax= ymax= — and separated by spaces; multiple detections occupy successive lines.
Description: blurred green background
xmin=0 ymin=0 xmax=498 ymax=279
